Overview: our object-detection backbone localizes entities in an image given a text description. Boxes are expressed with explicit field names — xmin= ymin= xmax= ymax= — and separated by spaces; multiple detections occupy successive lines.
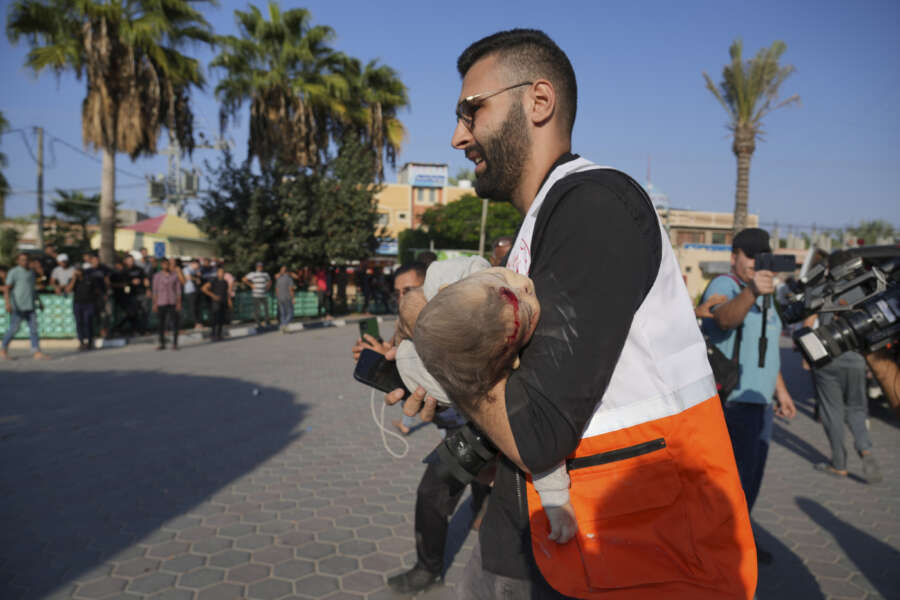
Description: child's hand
xmin=545 ymin=501 xmax=578 ymax=544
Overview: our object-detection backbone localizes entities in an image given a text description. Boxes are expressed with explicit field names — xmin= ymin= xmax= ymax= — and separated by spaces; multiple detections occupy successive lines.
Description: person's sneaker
xmin=862 ymin=453 xmax=883 ymax=484
xmin=32 ymin=351 xmax=51 ymax=360
xmin=387 ymin=565 xmax=440 ymax=594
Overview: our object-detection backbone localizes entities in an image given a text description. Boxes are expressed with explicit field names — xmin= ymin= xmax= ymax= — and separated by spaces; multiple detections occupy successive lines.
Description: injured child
xmin=394 ymin=256 xmax=577 ymax=544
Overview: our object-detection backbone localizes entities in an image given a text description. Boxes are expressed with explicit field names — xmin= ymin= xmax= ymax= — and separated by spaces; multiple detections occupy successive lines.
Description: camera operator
xmin=352 ymin=262 xmax=490 ymax=594
xmin=701 ymin=228 xmax=796 ymax=565
xmin=390 ymin=29 xmax=756 ymax=600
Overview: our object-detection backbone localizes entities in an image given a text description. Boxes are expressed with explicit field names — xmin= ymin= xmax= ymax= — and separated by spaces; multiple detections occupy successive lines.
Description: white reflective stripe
xmin=581 ymin=374 xmax=717 ymax=438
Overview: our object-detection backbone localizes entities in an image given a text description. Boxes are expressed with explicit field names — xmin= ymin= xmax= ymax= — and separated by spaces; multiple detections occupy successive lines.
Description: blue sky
xmin=2 ymin=0 xmax=899 ymax=232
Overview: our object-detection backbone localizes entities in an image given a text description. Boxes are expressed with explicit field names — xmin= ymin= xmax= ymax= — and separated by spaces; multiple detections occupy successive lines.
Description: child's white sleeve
xmin=532 ymin=462 xmax=570 ymax=507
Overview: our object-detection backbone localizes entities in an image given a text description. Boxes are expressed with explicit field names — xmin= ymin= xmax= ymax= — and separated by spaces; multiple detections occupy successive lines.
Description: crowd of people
xmin=1 ymin=243 xmax=402 ymax=358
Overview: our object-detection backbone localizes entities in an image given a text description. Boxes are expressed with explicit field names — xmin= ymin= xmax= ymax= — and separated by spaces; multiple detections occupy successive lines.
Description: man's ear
xmin=528 ymin=79 xmax=555 ymax=125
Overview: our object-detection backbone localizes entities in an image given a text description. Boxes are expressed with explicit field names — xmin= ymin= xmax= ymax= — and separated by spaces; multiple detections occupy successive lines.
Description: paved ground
xmin=1 ymin=325 xmax=898 ymax=600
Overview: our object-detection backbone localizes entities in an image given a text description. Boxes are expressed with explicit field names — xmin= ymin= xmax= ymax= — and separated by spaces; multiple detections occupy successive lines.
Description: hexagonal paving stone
xmin=236 ymin=534 xmax=274 ymax=550
xmin=209 ymin=549 xmax=252 ymax=568
xmin=128 ymin=572 xmax=177 ymax=594
xmin=338 ymin=540 xmax=376 ymax=557
xmin=279 ymin=509 xmax=315 ymax=522
xmin=227 ymin=502 xmax=262 ymax=515
xmin=258 ymin=521 xmax=294 ymax=535
xmin=361 ymin=554 xmax=403 ymax=572
xmin=220 ymin=523 xmax=258 ymax=538
xmin=178 ymin=527 xmax=217 ymax=542
xmin=296 ymin=518 xmax=332 ymax=532
xmin=179 ymin=567 xmax=225 ymax=589
xmin=191 ymin=538 xmax=233 ymax=555
xmin=341 ymin=571 xmax=385 ymax=594
xmin=190 ymin=504 xmax=226 ymax=518
xmin=294 ymin=574 xmax=339 ymax=597
xmin=161 ymin=554 xmax=206 ymax=574
xmin=196 ymin=582 xmax=243 ymax=600
xmin=204 ymin=514 xmax=241 ymax=528
xmin=242 ymin=511 xmax=277 ymax=524
xmin=263 ymin=501 xmax=297 ymax=512
xmin=227 ymin=563 xmax=270 ymax=584
xmin=148 ymin=589 xmax=195 ymax=600
xmin=252 ymin=546 xmax=294 ymax=565
xmin=276 ymin=531 xmax=315 ymax=547
xmin=316 ymin=529 xmax=354 ymax=543
xmin=318 ymin=556 xmax=358 ymax=576
xmin=295 ymin=542 xmax=335 ymax=560
xmin=165 ymin=516 xmax=203 ymax=531
xmin=356 ymin=526 xmax=392 ymax=541
xmin=333 ymin=516 xmax=369 ymax=529
xmin=147 ymin=541 xmax=191 ymax=559
xmin=114 ymin=557 xmax=161 ymax=577
xmin=315 ymin=507 xmax=349 ymax=519
xmin=76 ymin=576 xmax=128 ymax=598
xmin=273 ymin=559 xmax=315 ymax=580
xmin=369 ymin=513 xmax=404 ymax=526
xmin=247 ymin=578 xmax=294 ymax=600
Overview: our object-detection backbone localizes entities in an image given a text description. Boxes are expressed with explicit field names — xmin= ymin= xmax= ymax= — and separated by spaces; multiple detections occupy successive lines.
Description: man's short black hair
xmin=457 ymin=29 xmax=577 ymax=135
xmin=394 ymin=261 xmax=427 ymax=283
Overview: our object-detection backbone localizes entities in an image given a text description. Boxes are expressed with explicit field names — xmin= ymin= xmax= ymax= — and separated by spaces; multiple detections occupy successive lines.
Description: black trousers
xmin=73 ymin=302 xmax=95 ymax=345
xmin=157 ymin=304 xmax=179 ymax=346
xmin=211 ymin=302 xmax=227 ymax=339
xmin=415 ymin=454 xmax=491 ymax=575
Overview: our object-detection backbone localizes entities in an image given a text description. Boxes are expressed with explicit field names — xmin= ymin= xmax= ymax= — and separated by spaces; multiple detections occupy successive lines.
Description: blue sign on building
xmin=412 ymin=174 xmax=447 ymax=188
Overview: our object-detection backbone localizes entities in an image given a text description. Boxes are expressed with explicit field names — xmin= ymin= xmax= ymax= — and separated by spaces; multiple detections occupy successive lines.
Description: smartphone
xmin=354 ymin=348 xmax=410 ymax=399
xmin=358 ymin=317 xmax=382 ymax=342
xmin=755 ymin=253 xmax=797 ymax=273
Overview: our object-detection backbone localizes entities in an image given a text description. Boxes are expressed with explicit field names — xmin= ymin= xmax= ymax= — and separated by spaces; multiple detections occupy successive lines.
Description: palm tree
xmin=7 ymin=0 xmax=214 ymax=264
xmin=0 ymin=111 xmax=9 ymax=219
xmin=344 ymin=59 xmax=409 ymax=181
xmin=212 ymin=2 xmax=349 ymax=169
xmin=704 ymin=39 xmax=799 ymax=234
xmin=52 ymin=188 xmax=101 ymax=248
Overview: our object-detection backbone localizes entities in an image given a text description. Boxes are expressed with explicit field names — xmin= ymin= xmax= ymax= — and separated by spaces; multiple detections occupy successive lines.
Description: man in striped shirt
xmin=242 ymin=262 xmax=272 ymax=329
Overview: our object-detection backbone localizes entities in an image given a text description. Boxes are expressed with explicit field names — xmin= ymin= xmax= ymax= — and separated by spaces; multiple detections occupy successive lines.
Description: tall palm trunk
xmin=100 ymin=146 xmax=117 ymax=264
xmin=731 ymin=125 xmax=756 ymax=235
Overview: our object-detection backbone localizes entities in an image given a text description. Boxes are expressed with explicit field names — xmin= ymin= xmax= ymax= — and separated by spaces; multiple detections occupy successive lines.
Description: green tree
xmin=0 ymin=112 xmax=9 ymax=219
xmin=51 ymin=188 xmax=100 ymax=249
xmin=212 ymin=2 xmax=349 ymax=169
xmin=847 ymin=220 xmax=896 ymax=245
xmin=417 ymin=194 xmax=521 ymax=250
xmin=198 ymin=135 xmax=381 ymax=276
xmin=0 ymin=227 xmax=19 ymax=265
xmin=704 ymin=40 xmax=800 ymax=234
xmin=7 ymin=0 xmax=215 ymax=265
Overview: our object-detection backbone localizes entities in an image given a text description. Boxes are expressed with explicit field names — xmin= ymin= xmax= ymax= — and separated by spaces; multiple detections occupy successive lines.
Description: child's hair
xmin=413 ymin=277 xmax=530 ymax=407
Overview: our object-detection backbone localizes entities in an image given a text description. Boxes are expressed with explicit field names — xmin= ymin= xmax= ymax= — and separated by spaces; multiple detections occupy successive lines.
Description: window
xmin=428 ymin=188 xmax=436 ymax=204
xmin=416 ymin=188 xmax=425 ymax=203
xmin=711 ymin=232 xmax=728 ymax=245
xmin=397 ymin=212 xmax=408 ymax=221
xmin=377 ymin=213 xmax=389 ymax=226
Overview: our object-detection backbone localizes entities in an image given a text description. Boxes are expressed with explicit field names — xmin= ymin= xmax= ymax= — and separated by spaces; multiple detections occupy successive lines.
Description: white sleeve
xmin=532 ymin=463 xmax=570 ymax=508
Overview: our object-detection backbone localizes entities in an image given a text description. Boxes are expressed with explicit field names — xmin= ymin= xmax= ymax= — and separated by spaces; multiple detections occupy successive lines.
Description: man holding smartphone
xmin=352 ymin=261 xmax=490 ymax=594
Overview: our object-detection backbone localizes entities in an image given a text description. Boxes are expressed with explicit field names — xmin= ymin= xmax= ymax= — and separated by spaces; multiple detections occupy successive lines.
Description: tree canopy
xmin=197 ymin=135 xmax=381 ymax=275
xmin=847 ymin=220 xmax=896 ymax=245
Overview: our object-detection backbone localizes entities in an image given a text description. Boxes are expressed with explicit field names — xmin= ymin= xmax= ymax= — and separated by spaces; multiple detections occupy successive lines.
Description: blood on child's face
xmin=464 ymin=267 xmax=540 ymax=344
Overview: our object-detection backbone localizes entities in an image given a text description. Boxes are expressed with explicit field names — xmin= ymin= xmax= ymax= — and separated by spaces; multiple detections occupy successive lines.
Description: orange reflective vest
xmin=508 ymin=159 xmax=756 ymax=599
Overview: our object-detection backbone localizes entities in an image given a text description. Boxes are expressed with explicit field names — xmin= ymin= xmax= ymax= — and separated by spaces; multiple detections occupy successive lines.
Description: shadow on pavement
xmin=797 ymin=497 xmax=900 ymax=598
xmin=0 ymin=370 xmax=307 ymax=599
xmin=771 ymin=421 xmax=830 ymax=466
xmin=753 ymin=521 xmax=825 ymax=599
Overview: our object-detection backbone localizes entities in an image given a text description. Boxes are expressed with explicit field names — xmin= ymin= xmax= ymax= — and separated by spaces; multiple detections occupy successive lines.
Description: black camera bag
xmin=701 ymin=274 xmax=743 ymax=403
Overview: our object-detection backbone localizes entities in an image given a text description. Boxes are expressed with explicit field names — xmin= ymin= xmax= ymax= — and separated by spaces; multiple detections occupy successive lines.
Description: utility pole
xmin=151 ymin=135 xmax=228 ymax=215
xmin=35 ymin=126 xmax=44 ymax=249
xmin=478 ymin=196 xmax=489 ymax=257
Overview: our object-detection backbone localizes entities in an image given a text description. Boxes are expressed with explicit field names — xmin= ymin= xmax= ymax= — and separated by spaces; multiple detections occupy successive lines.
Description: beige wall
xmin=374 ymin=183 xmax=477 ymax=238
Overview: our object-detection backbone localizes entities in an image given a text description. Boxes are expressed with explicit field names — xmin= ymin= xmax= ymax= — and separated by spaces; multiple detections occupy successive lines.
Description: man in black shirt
xmin=388 ymin=30 xmax=754 ymax=599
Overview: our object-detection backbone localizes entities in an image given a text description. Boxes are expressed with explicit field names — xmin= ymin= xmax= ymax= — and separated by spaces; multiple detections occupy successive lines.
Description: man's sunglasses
xmin=455 ymin=81 xmax=532 ymax=129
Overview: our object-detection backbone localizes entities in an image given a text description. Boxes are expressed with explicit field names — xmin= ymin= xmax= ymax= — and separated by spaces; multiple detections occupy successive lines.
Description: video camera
xmin=778 ymin=245 xmax=900 ymax=368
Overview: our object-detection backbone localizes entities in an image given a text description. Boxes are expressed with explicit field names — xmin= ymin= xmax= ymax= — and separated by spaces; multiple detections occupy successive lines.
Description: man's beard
xmin=473 ymin=100 xmax=530 ymax=203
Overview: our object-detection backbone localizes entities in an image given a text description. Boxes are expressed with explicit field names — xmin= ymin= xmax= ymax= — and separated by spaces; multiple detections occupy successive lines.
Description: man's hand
xmin=695 ymin=293 xmax=727 ymax=319
xmin=774 ymin=390 xmax=797 ymax=419
xmin=749 ymin=269 xmax=775 ymax=297
xmin=383 ymin=346 xmax=439 ymax=421
xmin=352 ymin=334 xmax=391 ymax=361
xmin=545 ymin=502 xmax=578 ymax=544
xmin=152 ymin=304 xmax=158 ymax=313
xmin=4 ymin=302 xmax=11 ymax=314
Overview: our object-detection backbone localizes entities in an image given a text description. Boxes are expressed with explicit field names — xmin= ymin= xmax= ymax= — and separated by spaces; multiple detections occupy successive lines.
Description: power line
xmin=8 ymin=182 xmax=146 ymax=196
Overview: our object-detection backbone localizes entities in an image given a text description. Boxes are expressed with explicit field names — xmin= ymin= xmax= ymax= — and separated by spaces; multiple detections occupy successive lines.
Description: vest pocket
xmin=568 ymin=447 xmax=701 ymax=589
